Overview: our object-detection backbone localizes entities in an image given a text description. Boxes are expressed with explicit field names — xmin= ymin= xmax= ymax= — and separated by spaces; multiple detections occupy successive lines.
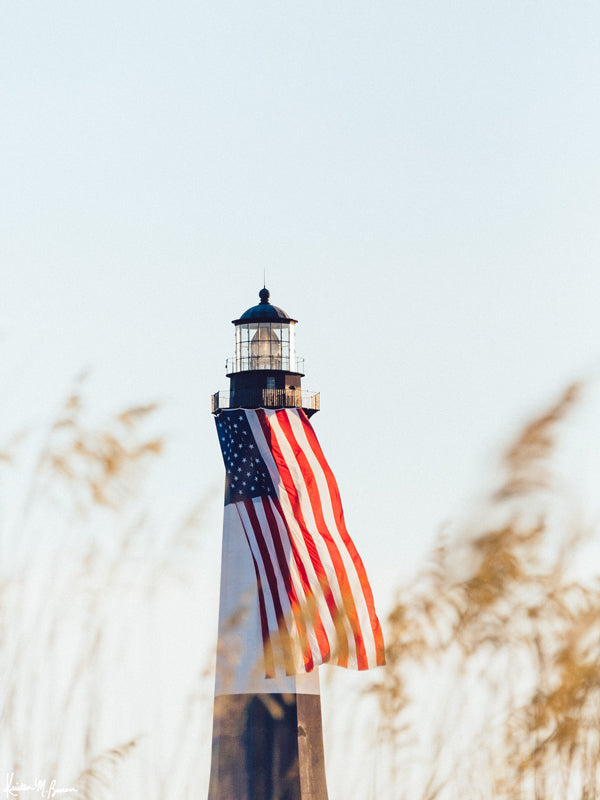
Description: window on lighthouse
xmin=234 ymin=321 xmax=295 ymax=371
xmin=250 ymin=324 xmax=282 ymax=369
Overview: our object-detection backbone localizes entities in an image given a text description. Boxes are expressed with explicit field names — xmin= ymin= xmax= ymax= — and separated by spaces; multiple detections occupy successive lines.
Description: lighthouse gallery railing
xmin=226 ymin=356 xmax=305 ymax=373
xmin=212 ymin=389 xmax=320 ymax=414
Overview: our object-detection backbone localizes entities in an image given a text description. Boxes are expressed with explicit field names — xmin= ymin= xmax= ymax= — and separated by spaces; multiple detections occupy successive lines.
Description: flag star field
xmin=216 ymin=412 xmax=276 ymax=505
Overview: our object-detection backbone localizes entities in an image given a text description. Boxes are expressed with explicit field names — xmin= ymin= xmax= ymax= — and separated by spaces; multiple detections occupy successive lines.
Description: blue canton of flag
xmin=215 ymin=412 xmax=276 ymax=505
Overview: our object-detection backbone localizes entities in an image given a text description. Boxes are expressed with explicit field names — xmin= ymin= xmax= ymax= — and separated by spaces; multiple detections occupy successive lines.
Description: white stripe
xmin=286 ymin=409 xmax=380 ymax=668
xmin=245 ymin=410 xmax=339 ymax=657
xmin=251 ymin=498 xmax=305 ymax=674
xmin=236 ymin=502 xmax=287 ymax=677
xmin=266 ymin=495 xmax=325 ymax=668
xmin=216 ymin=504 xmax=321 ymax=694
xmin=267 ymin=409 xmax=359 ymax=669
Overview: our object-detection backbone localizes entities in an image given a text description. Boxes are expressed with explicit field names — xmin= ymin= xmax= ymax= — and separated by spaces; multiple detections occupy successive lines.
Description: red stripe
xmin=234 ymin=505 xmax=274 ymax=678
xmin=276 ymin=410 xmax=370 ymax=669
xmin=296 ymin=411 xmax=386 ymax=666
xmin=269 ymin=495 xmax=331 ymax=664
xmin=243 ymin=499 xmax=296 ymax=675
xmin=257 ymin=410 xmax=349 ymax=668
xmin=262 ymin=496 xmax=314 ymax=672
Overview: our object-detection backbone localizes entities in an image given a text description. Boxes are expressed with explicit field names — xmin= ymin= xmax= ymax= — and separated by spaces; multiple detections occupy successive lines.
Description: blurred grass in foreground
xmin=371 ymin=383 xmax=600 ymax=799
xmin=2 ymin=380 xmax=599 ymax=799
xmin=0 ymin=383 xmax=215 ymax=798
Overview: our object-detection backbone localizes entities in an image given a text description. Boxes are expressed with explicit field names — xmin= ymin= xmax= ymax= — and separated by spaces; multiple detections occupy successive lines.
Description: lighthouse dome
xmin=232 ymin=288 xmax=297 ymax=324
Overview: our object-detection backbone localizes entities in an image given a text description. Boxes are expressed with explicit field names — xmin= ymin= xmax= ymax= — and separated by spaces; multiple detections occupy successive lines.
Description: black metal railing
xmin=211 ymin=389 xmax=320 ymax=414
xmin=225 ymin=356 xmax=305 ymax=374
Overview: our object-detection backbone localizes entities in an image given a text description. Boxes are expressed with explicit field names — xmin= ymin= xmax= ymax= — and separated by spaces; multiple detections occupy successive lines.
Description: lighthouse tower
xmin=208 ymin=288 xmax=385 ymax=800
xmin=209 ymin=288 xmax=327 ymax=800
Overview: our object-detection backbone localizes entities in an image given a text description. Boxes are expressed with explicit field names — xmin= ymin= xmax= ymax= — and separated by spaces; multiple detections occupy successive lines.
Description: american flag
xmin=215 ymin=407 xmax=385 ymax=678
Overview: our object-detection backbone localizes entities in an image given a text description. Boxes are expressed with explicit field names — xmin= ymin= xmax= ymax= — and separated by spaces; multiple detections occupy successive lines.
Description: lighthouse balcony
xmin=211 ymin=389 xmax=320 ymax=416
xmin=226 ymin=355 xmax=305 ymax=374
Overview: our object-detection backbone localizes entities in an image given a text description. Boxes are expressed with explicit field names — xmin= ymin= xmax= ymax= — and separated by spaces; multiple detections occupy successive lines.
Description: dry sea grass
xmin=74 ymin=738 xmax=139 ymax=800
xmin=369 ymin=381 xmax=600 ymax=799
xmin=0 ymin=387 xmax=215 ymax=799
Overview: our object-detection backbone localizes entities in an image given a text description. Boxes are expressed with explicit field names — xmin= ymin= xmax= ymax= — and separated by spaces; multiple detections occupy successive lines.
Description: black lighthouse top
xmin=233 ymin=288 xmax=298 ymax=325
xmin=211 ymin=288 xmax=320 ymax=417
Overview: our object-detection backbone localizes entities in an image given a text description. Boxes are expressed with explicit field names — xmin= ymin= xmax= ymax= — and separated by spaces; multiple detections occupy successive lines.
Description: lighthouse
xmin=208 ymin=288 xmax=385 ymax=800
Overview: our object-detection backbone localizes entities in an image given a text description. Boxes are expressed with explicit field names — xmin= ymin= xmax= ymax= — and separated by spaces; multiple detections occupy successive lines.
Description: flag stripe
xmin=236 ymin=501 xmax=279 ymax=651
xmin=294 ymin=410 xmax=386 ymax=666
xmin=250 ymin=498 xmax=307 ymax=674
xmin=284 ymin=409 xmax=378 ymax=667
xmin=273 ymin=410 xmax=370 ymax=669
xmin=267 ymin=410 xmax=361 ymax=668
xmin=268 ymin=496 xmax=332 ymax=664
xmin=220 ymin=408 xmax=385 ymax=675
xmin=255 ymin=409 xmax=350 ymax=668
xmin=239 ymin=500 xmax=296 ymax=676
xmin=247 ymin=411 xmax=341 ymax=661
xmin=234 ymin=505 xmax=276 ymax=678
xmin=261 ymin=496 xmax=315 ymax=672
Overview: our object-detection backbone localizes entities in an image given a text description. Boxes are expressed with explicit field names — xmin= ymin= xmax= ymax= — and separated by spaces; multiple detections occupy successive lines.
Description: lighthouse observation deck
xmin=211 ymin=388 xmax=320 ymax=416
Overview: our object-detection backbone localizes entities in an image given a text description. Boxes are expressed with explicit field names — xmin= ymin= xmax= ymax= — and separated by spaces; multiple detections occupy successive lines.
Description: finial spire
xmin=259 ymin=287 xmax=270 ymax=304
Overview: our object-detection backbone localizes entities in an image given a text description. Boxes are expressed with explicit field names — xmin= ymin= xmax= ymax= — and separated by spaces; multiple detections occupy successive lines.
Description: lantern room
xmin=232 ymin=288 xmax=297 ymax=373
xmin=211 ymin=288 xmax=320 ymax=416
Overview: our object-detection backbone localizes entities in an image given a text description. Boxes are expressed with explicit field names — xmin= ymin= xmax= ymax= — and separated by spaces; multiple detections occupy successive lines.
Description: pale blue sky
xmin=3 ymin=1 xmax=600 ymax=601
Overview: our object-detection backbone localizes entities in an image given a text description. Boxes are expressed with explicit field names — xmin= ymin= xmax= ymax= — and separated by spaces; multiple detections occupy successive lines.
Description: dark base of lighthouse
xmin=207 ymin=693 xmax=329 ymax=800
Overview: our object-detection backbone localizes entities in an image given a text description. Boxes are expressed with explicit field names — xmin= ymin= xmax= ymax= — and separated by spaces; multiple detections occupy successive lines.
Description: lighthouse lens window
xmin=236 ymin=322 xmax=293 ymax=371
xmin=235 ymin=324 xmax=252 ymax=370
xmin=250 ymin=324 xmax=281 ymax=369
